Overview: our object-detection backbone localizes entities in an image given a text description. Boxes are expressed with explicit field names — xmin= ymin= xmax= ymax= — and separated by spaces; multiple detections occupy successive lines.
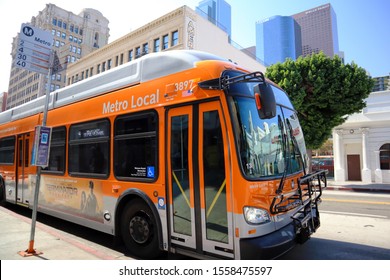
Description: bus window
xmin=114 ymin=111 xmax=157 ymax=180
xmin=0 ymin=137 xmax=15 ymax=165
xmin=42 ymin=126 xmax=66 ymax=174
xmin=170 ymin=114 xmax=191 ymax=236
xmin=69 ymin=119 xmax=110 ymax=177
xmin=202 ymin=110 xmax=228 ymax=243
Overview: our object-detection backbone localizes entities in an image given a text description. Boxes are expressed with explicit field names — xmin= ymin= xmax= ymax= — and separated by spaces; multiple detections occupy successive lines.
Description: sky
xmin=0 ymin=0 xmax=389 ymax=92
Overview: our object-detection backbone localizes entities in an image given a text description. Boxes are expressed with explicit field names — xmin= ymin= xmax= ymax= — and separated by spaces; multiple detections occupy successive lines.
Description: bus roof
xmin=0 ymin=50 xmax=228 ymax=125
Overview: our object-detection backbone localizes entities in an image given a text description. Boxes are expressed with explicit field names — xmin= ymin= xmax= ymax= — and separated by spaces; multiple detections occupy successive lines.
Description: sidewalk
xmin=0 ymin=205 xmax=133 ymax=260
xmin=327 ymin=180 xmax=390 ymax=193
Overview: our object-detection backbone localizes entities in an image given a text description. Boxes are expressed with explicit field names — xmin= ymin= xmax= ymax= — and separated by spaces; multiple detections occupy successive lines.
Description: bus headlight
xmin=243 ymin=207 xmax=271 ymax=225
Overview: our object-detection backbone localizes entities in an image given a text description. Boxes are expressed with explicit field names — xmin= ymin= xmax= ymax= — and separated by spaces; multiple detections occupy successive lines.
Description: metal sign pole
xmin=19 ymin=51 xmax=54 ymax=256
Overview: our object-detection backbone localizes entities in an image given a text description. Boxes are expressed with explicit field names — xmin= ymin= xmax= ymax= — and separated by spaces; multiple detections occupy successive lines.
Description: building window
xmin=143 ymin=43 xmax=149 ymax=55
xmin=154 ymin=38 xmax=160 ymax=52
xmin=93 ymin=32 xmax=99 ymax=48
xmin=172 ymin=30 xmax=179 ymax=46
xmin=107 ymin=59 xmax=112 ymax=70
xmin=52 ymin=18 xmax=57 ymax=26
xmin=128 ymin=50 xmax=133 ymax=62
xmin=136 ymin=47 xmax=141 ymax=58
xmin=380 ymin=144 xmax=390 ymax=170
xmin=162 ymin=34 xmax=169 ymax=50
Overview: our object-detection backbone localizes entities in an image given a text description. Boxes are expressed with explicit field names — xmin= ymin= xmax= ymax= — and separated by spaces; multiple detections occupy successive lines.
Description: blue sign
xmin=158 ymin=197 xmax=165 ymax=210
xmin=147 ymin=166 xmax=155 ymax=178
xmin=31 ymin=126 xmax=52 ymax=167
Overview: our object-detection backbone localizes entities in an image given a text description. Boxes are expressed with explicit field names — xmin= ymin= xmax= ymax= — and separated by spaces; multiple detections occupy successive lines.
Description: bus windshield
xmin=227 ymin=79 xmax=307 ymax=179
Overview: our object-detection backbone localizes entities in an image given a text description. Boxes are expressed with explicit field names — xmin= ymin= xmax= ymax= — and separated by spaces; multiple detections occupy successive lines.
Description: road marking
xmin=322 ymin=198 xmax=390 ymax=205
xmin=321 ymin=210 xmax=388 ymax=219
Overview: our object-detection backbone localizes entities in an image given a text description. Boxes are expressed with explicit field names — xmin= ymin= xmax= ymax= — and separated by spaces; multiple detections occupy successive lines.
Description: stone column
xmin=360 ymin=128 xmax=372 ymax=183
xmin=374 ymin=150 xmax=383 ymax=183
xmin=333 ymin=129 xmax=346 ymax=181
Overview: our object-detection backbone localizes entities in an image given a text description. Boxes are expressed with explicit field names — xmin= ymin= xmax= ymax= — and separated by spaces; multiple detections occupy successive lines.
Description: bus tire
xmin=121 ymin=198 xmax=160 ymax=259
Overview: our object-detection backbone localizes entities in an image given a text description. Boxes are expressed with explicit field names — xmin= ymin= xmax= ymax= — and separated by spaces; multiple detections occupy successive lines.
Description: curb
xmin=326 ymin=186 xmax=390 ymax=193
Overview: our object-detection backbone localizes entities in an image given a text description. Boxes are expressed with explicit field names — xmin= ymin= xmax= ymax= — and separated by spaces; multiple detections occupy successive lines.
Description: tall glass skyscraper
xmin=256 ymin=16 xmax=302 ymax=66
xmin=256 ymin=3 xmax=340 ymax=66
xmin=196 ymin=0 xmax=232 ymax=37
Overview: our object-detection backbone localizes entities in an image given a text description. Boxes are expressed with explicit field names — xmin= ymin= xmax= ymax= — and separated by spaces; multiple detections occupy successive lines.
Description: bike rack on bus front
xmin=270 ymin=170 xmax=327 ymax=243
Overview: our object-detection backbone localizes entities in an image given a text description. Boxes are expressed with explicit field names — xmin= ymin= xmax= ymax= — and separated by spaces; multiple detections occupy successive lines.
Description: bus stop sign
xmin=15 ymin=23 xmax=53 ymax=75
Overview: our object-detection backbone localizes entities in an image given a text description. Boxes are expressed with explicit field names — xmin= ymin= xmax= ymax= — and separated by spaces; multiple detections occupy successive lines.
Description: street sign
xmin=15 ymin=23 xmax=53 ymax=74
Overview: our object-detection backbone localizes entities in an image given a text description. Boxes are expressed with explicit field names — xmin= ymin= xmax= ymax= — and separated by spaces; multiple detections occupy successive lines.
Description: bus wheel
xmin=121 ymin=199 xmax=160 ymax=259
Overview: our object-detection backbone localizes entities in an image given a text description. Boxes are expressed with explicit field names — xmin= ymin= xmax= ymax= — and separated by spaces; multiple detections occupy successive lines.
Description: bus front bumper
xmin=239 ymin=223 xmax=297 ymax=260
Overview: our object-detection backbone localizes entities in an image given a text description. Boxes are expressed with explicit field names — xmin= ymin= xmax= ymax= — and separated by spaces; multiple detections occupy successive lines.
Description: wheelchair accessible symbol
xmin=147 ymin=166 xmax=155 ymax=178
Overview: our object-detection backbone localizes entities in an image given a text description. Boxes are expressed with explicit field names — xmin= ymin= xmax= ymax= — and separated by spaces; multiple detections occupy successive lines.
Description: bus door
xmin=167 ymin=101 xmax=234 ymax=258
xmin=16 ymin=133 xmax=33 ymax=205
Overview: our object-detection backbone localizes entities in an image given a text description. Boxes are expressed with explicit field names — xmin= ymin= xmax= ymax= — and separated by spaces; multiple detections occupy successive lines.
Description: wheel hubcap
xmin=129 ymin=214 xmax=150 ymax=244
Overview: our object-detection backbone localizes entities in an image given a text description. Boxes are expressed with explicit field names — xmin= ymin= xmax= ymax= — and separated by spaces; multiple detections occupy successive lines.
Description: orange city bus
xmin=0 ymin=50 xmax=326 ymax=259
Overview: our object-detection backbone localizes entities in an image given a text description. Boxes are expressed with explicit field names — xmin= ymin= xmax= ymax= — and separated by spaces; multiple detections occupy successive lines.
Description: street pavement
xmin=0 ymin=181 xmax=389 ymax=260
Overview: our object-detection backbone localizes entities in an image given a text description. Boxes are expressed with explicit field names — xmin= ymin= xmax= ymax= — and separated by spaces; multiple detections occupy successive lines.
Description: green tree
xmin=266 ymin=52 xmax=374 ymax=152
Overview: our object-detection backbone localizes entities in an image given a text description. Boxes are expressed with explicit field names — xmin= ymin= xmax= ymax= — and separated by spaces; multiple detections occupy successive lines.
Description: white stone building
xmin=333 ymin=90 xmax=390 ymax=184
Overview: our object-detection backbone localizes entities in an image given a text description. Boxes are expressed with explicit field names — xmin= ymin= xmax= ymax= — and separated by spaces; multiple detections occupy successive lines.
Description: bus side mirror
xmin=254 ymin=83 xmax=276 ymax=119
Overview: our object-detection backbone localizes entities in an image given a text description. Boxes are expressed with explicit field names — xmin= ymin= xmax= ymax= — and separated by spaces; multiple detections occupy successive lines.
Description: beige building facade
xmin=66 ymin=6 xmax=265 ymax=85
xmin=6 ymin=4 xmax=109 ymax=109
